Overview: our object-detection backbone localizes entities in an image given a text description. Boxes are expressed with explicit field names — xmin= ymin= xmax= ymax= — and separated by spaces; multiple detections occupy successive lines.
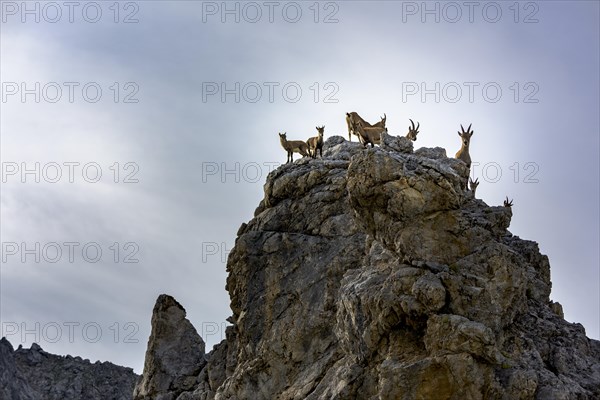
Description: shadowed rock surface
xmin=135 ymin=135 xmax=600 ymax=399
xmin=0 ymin=337 xmax=137 ymax=400
xmin=0 ymin=338 xmax=37 ymax=400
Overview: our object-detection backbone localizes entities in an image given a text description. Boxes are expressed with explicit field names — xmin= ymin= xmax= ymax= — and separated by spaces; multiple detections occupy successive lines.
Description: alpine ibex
xmin=455 ymin=124 xmax=474 ymax=168
xmin=406 ymin=119 xmax=420 ymax=141
xmin=279 ymin=132 xmax=309 ymax=163
xmin=373 ymin=113 xmax=386 ymax=128
xmin=307 ymin=126 xmax=325 ymax=158
xmin=346 ymin=112 xmax=385 ymax=142
xmin=353 ymin=120 xmax=387 ymax=148
xmin=469 ymin=178 xmax=479 ymax=198
xmin=346 ymin=112 xmax=368 ymax=142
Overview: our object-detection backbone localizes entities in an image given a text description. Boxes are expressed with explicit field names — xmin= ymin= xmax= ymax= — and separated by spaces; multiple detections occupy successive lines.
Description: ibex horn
xmin=410 ymin=119 xmax=415 ymax=130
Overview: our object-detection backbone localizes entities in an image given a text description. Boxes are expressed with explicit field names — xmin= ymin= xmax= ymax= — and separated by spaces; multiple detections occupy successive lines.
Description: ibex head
xmin=380 ymin=113 xmax=386 ymax=126
xmin=407 ymin=119 xmax=420 ymax=141
xmin=458 ymin=123 xmax=474 ymax=147
xmin=316 ymin=126 xmax=325 ymax=135
xmin=469 ymin=177 xmax=479 ymax=196
xmin=279 ymin=132 xmax=287 ymax=140
xmin=504 ymin=196 xmax=513 ymax=207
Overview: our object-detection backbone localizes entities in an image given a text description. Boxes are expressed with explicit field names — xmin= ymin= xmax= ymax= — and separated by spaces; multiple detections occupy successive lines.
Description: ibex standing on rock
xmin=455 ymin=124 xmax=474 ymax=188
xmin=346 ymin=112 xmax=366 ymax=142
xmin=353 ymin=120 xmax=387 ymax=148
xmin=406 ymin=119 xmax=420 ymax=141
xmin=455 ymin=124 xmax=474 ymax=168
xmin=279 ymin=132 xmax=309 ymax=163
xmin=346 ymin=112 xmax=385 ymax=143
xmin=307 ymin=126 xmax=325 ymax=158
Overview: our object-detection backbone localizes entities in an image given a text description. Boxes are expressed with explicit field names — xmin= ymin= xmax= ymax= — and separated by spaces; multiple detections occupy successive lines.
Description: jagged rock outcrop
xmin=0 ymin=338 xmax=37 ymax=400
xmin=137 ymin=135 xmax=600 ymax=399
xmin=0 ymin=337 xmax=137 ymax=400
xmin=133 ymin=294 xmax=207 ymax=400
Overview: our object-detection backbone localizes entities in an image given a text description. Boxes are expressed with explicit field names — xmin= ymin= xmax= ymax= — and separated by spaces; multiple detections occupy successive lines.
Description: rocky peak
xmin=135 ymin=135 xmax=600 ymax=399
xmin=133 ymin=294 xmax=207 ymax=400
xmin=1 ymin=337 xmax=37 ymax=400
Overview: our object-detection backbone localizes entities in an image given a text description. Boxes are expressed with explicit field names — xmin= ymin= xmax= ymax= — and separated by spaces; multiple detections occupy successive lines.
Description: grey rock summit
xmin=0 ymin=336 xmax=137 ymax=399
xmin=136 ymin=135 xmax=600 ymax=399
xmin=133 ymin=294 xmax=207 ymax=400
xmin=7 ymin=134 xmax=597 ymax=399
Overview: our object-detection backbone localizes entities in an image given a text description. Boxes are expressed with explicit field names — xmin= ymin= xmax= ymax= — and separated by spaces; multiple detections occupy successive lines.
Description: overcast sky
xmin=1 ymin=1 xmax=598 ymax=373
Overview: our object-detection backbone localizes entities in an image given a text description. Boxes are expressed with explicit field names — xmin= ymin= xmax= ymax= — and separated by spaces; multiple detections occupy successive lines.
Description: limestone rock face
xmin=0 ymin=337 xmax=137 ymax=400
xmin=138 ymin=135 xmax=600 ymax=399
xmin=133 ymin=294 xmax=207 ymax=400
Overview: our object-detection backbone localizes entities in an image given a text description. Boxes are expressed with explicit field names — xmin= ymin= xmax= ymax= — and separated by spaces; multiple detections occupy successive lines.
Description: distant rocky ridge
xmin=133 ymin=134 xmax=600 ymax=399
xmin=0 ymin=337 xmax=138 ymax=400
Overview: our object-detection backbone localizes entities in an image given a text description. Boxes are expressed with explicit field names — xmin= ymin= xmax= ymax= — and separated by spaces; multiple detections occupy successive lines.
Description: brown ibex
xmin=455 ymin=123 xmax=474 ymax=168
xmin=406 ymin=119 xmax=420 ymax=141
xmin=345 ymin=112 xmax=385 ymax=142
xmin=307 ymin=126 xmax=325 ymax=158
xmin=279 ymin=132 xmax=309 ymax=163
xmin=469 ymin=178 xmax=479 ymax=198
xmin=373 ymin=113 xmax=386 ymax=128
xmin=353 ymin=120 xmax=387 ymax=148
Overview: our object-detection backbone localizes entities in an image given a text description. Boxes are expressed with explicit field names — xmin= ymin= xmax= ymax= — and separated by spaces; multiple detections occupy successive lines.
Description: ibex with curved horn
xmin=406 ymin=119 xmax=420 ymax=141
